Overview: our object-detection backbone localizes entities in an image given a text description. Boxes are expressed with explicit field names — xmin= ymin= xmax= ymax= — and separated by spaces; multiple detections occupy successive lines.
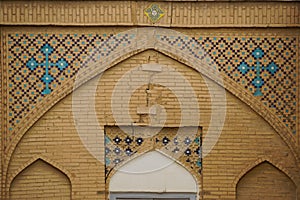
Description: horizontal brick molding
xmin=0 ymin=1 xmax=299 ymax=27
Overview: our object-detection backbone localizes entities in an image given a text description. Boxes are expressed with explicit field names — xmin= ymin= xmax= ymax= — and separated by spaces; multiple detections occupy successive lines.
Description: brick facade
xmin=0 ymin=1 xmax=300 ymax=200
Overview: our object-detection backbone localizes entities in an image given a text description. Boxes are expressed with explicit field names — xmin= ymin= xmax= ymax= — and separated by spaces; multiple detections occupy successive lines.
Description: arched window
xmin=109 ymin=151 xmax=198 ymax=200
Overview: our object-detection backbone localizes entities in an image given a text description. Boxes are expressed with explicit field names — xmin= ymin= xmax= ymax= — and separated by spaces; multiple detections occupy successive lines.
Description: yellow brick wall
xmin=10 ymin=159 xmax=71 ymax=200
xmin=236 ymin=162 xmax=296 ymax=200
xmin=8 ymin=92 xmax=105 ymax=199
xmin=7 ymin=50 xmax=299 ymax=199
xmin=0 ymin=1 xmax=299 ymax=27
xmin=1 ymin=1 xmax=300 ymax=199
xmin=202 ymin=90 xmax=299 ymax=199
xmin=95 ymin=50 xmax=211 ymax=127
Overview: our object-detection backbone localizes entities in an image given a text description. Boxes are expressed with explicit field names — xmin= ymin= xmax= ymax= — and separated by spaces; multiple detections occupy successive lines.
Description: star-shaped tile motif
xmin=144 ymin=4 xmax=165 ymax=23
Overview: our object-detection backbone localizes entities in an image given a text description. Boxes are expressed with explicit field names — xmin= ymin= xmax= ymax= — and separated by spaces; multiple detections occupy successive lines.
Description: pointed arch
xmin=233 ymin=158 xmax=297 ymax=187
xmin=108 ymin=150 xmax=198 ymax=193
xmin=9 ymin=157 xmax=72 ymax=199
xmin=4 ymin=28 xmax=298 ymax=193
xmin=8 ymin=156 xmax=73 ymax=190
xmin=235 ymin=160 xmax=297 ymax=200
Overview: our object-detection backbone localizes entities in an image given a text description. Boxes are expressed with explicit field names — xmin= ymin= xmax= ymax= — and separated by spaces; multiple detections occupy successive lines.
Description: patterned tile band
xmin=6 ymin=33 xmax=297 ymax=135
xmin=104 ymin=126 xmax=203 ymax=179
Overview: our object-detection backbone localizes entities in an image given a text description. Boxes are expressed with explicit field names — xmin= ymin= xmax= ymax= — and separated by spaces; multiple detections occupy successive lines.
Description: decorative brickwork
xmin=5 ymin=31 xmax=297 ymax=136
xmin=5 ymin=53 xmax=300 ymax=199
xmin=236 ymin=162 xmax=296 ymax=200
xmin=105 ymin=126 xmax=202 ymax=181
xmin=1 ymin=1 xmax=300 ymax=199
xmin=195 ymin=36 xmax=298 ymax=134
xmin=10 ymin=159 xmax=71 ymax=200
xmin=233 ymin=157 xmax=298 ymax=188
xmin=0 ymin=1 xmax=299 ymax=27
xmin=144 ymin=4 xmax=165 ymax=23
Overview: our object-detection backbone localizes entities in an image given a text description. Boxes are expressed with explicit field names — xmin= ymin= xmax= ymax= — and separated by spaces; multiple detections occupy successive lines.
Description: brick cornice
xmin=0 ymin=1 xmax=299 ymax=27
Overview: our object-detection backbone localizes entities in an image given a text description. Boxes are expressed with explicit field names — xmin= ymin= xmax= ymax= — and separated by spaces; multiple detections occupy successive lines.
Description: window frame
xmin=110 ymin=192 xmax=197 ymax=200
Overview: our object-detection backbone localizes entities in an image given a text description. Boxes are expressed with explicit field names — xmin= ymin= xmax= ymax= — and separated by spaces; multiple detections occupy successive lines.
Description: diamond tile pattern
xmin=144 ymin=4 xmax=165 ymax=23
xmin=6 ymin=33 xmax=297 ymax=136
xmin=159 ymin=36 xmax=297 ymax=134
xmin=7 ymin=33 xmax=133 ymax=131
xmin=105 ymin=126 xmax=203 ymax=178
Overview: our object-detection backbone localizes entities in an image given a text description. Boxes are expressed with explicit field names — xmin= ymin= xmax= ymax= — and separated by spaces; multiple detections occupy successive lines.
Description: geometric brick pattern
xmin=160 ymin=36 xmax=297 ymax=134
xmin=204 ymin=37 xmax=297 ymax=134
xmin=6 ymin=33 xmax=297 ymax=136
xmin=26 ymin=43 xmax=69 ymax=95
xmin=105 ymin=126 xmax=202 ymax=180
xmin=7 ymin=33 xmax=132 ymax=132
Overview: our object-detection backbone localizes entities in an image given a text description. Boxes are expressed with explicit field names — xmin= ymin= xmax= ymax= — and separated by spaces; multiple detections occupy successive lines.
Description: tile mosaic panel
xmin=6 ymin=33 xmax=133 ymax=132
xmin=104 ymin=126 xmax=203 ymax=179
xmin=5 ymin=32 xmax=297 ymax=136
xmin=159 ymin=36 xmax=297 ymax=134
xmin=144 ymin=4 xmax=165 ymax=23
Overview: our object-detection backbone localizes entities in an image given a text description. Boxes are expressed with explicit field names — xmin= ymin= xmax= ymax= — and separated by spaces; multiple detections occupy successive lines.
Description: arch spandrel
xmin=4 ymin=28 xmax=298 ymax=193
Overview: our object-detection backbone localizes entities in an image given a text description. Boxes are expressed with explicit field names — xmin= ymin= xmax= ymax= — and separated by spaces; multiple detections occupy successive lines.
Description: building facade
xmin=0 ymin=1 xmax=300 ymax=199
